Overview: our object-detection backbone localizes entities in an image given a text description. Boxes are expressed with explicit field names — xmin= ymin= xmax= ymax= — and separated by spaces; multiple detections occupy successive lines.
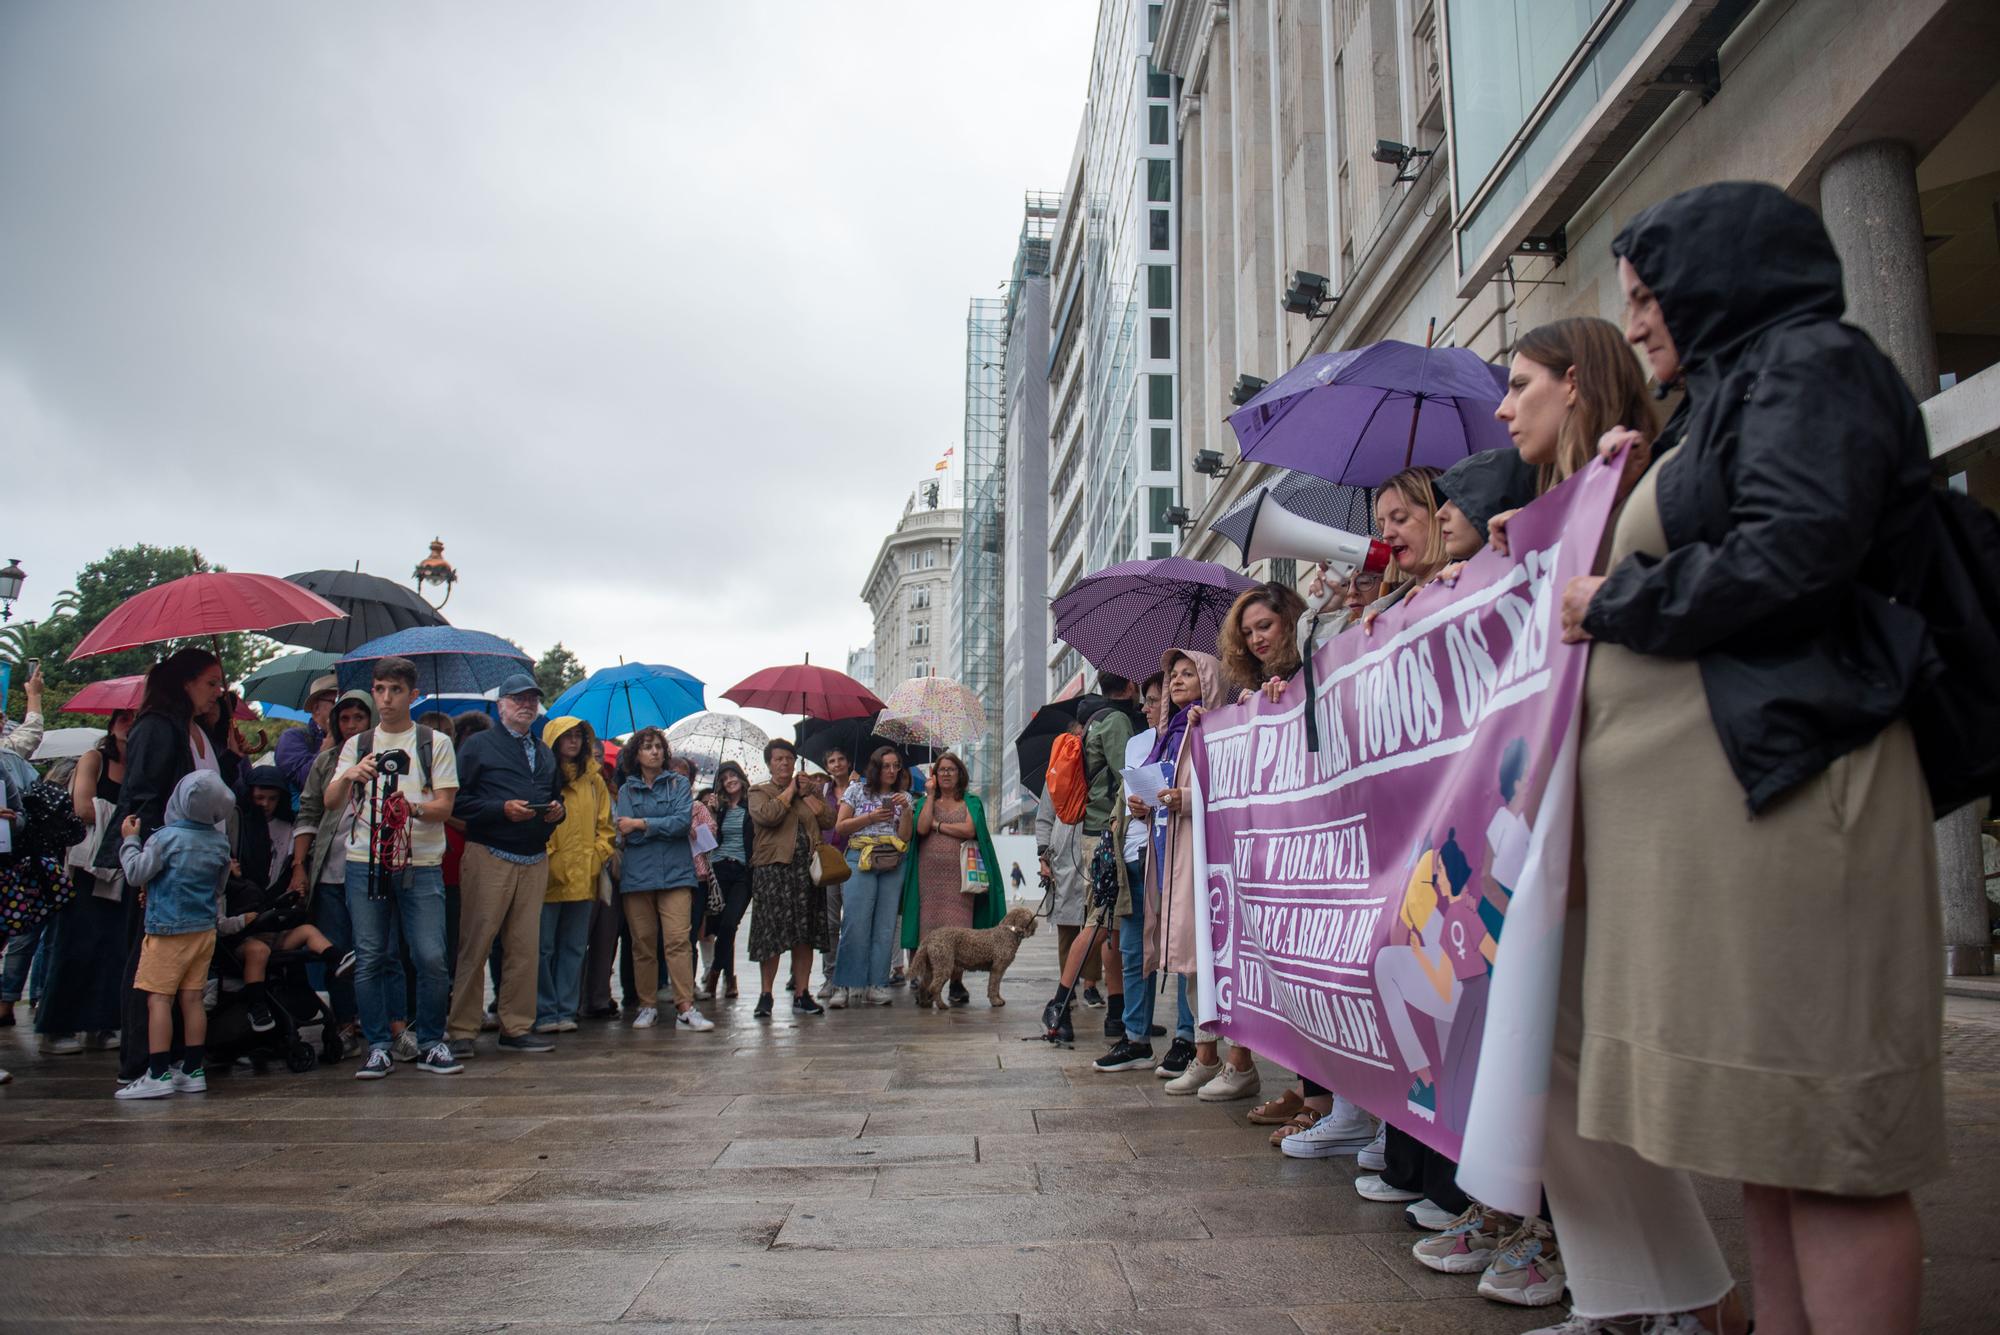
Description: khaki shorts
xmin=135 ymin=931 xmax=216 ymax=995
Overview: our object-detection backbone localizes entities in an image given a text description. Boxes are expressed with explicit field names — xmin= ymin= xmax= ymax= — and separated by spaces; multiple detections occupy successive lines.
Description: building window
xmin=1149 ymin=208 xmax=1170 ymax=250
xmin=1150 ymin=316 xmax=1171 ymax=359
xmin=1147 ymin=3 xmax=1162 ymax=41
xmin=909 ymin=548 xmax=937 ymax=572
xmin=1148 ymin=374 xmax=1173 ymax=421
xmin=1149 ymin=104 xmax=1170 ymax=146
xmin=911 ymin=624 xmax=929 ymax=646
xmin=1146 ymin=159 xmax=1171 ymax=202
xmin=1148 ymin=487 xmax=1178 ymax=533
xmin=1147 ymin=67 xmax=1171 ymax=98
xmin=1152 ymin=540 xmax=1173 ymax=558
xmin=910 ymin=587 xmax=930 ymax=610
xmin=1147 ymin=265 xmax=1172 ymax=309
xmin=1150 ymin=427 xmax=1172 ymax=471
xmin=912 ymin=659 xmax=930 ymax=678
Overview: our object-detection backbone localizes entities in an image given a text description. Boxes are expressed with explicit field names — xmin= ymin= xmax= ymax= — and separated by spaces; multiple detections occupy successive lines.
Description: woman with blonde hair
xmin=535 ymin=717 xmax=615 ymax=1034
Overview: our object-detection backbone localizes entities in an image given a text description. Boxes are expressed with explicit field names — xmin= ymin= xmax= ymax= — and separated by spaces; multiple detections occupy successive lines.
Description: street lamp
xmin=413 ymin=539 xmax=457 ymax=610
xmin=0 ymin=558 xmax=23 ymax=622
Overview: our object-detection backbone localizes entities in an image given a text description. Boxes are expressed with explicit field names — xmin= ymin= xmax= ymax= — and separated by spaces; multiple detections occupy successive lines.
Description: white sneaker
xmin=114 ymin=1071 xmax=175 ymax=1100
xmin=865 ymin=986 xmax=894 ymax=1006
xmin=169 ymin=1063 xmax=207 ymax=1094
xmin=674 ymin=1008 xmax=714 ymax=1032
xmin=1196 ymin=1061 xmax=1261 ymax=1102
xmin=533 ymin=1021 xmax=562 ymax=1034
xmin=816 ymin=978 xmax=836 ymax=1000
xmin=1278 ymin=1106 xmax=1378 ymax=1158
xmin=44 ymin=1034 xmax=83 ymax=1056
xmin=0 ymin=1066 xmax=10 ymax=1085
xmin=1358 ymin=1124 xmax=1389 ymax=1171
xmin=1406 ymin=1198 xmax=1457 ymax=1230
xmin=827 ymin=988 xmax=849 ymax=1010
xmin=557 ymin=1019 xmax=578 ymax=1033
xmin=1163 ymin=1057 xmax=1222 ymax=1096
xmin=391 ymin=1029 xmax=420 ymax=1062
xmin=1355 ymin=1173 xmax=1423 ymax=1203
xmin=631 ymin=1007 xmax=658 ymax=1029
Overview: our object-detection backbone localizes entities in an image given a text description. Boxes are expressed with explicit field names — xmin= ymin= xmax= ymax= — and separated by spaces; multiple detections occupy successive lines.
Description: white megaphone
xmin=1241 ymin=489 xmax=1393 ymax=580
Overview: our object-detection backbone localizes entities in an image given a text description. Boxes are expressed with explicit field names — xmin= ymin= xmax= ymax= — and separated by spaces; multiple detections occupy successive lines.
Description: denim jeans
xmin=1 ymin=919 xmax=47 ymax=1003
xmin=1175 ymin=973 xmax=1197 ymax=1042
xmin=536 ymin=900 xmax=592 ymax=1027
xmin=313 ymin=874 xmax=398 ymax=1026
xmin=832 ymin=853 xmax=902 ymax=990
xmin=344 ymin=862 xmax=449 ymax=1051
xmin=1117 ymin=861 xmax=1158 ymax=1042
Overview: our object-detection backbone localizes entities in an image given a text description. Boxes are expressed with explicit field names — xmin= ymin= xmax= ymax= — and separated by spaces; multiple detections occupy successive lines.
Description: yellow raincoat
xmin=541 ymin=716 xmax=616 ymax=903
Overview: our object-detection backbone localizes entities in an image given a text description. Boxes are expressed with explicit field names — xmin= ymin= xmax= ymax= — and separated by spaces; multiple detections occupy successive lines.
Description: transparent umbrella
xmin=666 ymin=711 xmax=772 ymax=785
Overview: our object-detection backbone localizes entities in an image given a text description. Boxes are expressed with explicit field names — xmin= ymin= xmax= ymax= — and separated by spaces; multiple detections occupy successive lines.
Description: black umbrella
xmin=269 ymin=569 xmax=450 ymax=652
xmin=1013 ymin=699 xmax=1085 ymax=799
xmin=796 ymin=713 xmax=933 ymax=775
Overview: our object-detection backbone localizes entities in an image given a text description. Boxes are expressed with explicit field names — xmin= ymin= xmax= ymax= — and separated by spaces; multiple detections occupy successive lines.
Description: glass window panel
xmin=1147 ymin=265 xmax=1172 ymax=309
xmin=1149 ymin=486 xmax=1176 ymax=531
xmin=1147 ymin=4 xmax=1162 ymax=40
xmin=1148 ymin=68 xmax=1171 ymax=98
xmin=1150 ymin=426 xmax=1172 ymax=471
xmin=1149 ymin=104 xmax=1170 ymax=145
xmin=1149 ymin=208 xmax=1170 ymax=250
xmin=1150 ymin=317 xmax=1171 ymax=360
xmin=1147 ymin=159 xmax=1172 ymax=202
xmin=1148 ymin=374 xmax=1174 ymax=420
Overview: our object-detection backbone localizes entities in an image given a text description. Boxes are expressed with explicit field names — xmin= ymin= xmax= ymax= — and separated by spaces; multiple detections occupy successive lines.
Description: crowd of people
xmin=0 ymin=183 xmax=1955 ymax=1335
xmin=0 ymin=653 xmax=1017 ymax=1090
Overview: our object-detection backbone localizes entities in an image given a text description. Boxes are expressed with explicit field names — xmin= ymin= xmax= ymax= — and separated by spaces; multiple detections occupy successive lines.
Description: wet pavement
xmin=0 ymin=931 xmax=1994 ymax=1332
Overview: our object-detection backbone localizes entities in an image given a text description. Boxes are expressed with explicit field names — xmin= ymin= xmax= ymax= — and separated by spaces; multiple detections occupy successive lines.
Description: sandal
xmin=1269 ymin=1109 xmax=1319 ymax=1147
xmin=1246 ymin=1088 xmax=1306 ymax=1125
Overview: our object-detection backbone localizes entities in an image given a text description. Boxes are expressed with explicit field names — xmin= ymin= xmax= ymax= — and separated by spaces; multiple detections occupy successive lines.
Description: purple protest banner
xmin=1188 ymin=452 xmax=1625 ymax=1211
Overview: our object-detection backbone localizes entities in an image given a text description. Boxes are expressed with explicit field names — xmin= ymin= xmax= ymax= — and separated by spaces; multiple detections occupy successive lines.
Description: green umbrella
xmin=242 ymin=650 xmax=342 ymax=711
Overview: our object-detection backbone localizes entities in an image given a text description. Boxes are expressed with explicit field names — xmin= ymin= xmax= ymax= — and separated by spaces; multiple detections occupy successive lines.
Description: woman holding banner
xmin=1558 ymin=186 xmax=1937 ymax=1335
xmin=1145 ymin=649 xmax=1264 ymax=1107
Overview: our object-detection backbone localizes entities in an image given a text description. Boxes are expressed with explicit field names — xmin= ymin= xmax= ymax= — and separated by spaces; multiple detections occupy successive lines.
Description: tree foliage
xmin=534 ymin=642 xmax=587 ymax=698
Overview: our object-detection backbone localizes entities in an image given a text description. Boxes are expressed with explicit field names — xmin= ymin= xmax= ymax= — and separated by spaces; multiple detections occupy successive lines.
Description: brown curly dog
xmin=909 ymin=906 xmax=1039 ymax=1011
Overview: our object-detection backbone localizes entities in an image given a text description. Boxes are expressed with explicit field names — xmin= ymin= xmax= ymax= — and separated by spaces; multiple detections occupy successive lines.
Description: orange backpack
xmin=1044 ymin=731 xmax=1088 ymax=824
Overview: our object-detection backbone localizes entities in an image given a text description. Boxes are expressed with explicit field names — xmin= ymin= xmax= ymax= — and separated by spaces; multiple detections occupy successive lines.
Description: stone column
xmin=1821 ymin=139 xmax=1991 ymax=977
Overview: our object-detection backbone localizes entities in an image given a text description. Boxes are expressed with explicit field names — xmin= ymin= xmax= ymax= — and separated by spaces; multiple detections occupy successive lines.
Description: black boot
xmin=1103 ymin=996 xmax=1125 ymax=1038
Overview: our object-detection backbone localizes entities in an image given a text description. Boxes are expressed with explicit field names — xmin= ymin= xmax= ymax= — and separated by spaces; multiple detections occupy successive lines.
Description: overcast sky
xmin=0 ymin=0 xmax=1095 ymax=737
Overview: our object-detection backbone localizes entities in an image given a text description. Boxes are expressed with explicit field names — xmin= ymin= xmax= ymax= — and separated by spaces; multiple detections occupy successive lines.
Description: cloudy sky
xmin=0 ymin=0 xmax=1095 ymax=736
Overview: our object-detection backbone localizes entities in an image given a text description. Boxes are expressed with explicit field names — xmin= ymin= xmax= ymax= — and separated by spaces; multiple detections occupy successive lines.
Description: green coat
xmin=899 ymin=792 xmax=1007 ymax=949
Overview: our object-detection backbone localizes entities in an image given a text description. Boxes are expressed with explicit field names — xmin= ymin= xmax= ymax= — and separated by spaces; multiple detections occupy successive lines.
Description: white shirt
xmin=1486 ymin=805 xmax=1531 ymax=891
xmin=336 ymin=725 xmax=458 ymax=867
xmin=1121 ymin=728 xmax=1157 ymax=864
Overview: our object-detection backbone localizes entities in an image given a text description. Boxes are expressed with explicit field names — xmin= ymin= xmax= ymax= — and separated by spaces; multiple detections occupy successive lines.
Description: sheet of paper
xmin=1122 ymin=762 xmax=1172 ymax=808
xmin=689 ymin=822 xmax=719 ymax=855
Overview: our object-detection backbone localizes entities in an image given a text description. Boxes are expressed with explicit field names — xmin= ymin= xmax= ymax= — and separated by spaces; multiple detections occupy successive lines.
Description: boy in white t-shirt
xmin=321 ymin=656 xmax=460 ymax=1080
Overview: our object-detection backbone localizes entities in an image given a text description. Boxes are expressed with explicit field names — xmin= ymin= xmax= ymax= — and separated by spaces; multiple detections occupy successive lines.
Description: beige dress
xmin=1575 ymin=451 xmax=1944 ymax=1196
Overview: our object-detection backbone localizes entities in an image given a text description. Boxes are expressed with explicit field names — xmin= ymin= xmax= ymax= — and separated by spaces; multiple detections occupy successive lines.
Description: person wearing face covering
xmin=1556 ymin=182 xmax=1940 ymax=1335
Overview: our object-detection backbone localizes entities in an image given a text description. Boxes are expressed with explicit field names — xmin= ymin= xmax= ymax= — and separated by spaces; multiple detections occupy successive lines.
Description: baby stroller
xmin=207 ymin=880 xmax=344 ymax=1074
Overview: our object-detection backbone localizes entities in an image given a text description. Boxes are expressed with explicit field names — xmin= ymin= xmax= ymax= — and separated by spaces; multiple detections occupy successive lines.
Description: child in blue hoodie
xmin=114 ymin=770 xmax=239 ymax=1100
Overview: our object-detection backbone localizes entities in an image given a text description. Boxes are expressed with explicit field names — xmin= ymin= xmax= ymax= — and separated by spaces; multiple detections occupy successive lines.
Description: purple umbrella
xmin=1052 ymin=558 xmax=1260 ymax=685
xmin=1227 ymin=340 xmax=1511 ymax=486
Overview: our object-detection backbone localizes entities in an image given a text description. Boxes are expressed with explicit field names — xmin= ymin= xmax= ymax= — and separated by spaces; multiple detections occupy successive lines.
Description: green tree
xmin=27 ymin=545 xmax=273 ymax=687
xmin=534 ymin=642 xmax=587 ymax=698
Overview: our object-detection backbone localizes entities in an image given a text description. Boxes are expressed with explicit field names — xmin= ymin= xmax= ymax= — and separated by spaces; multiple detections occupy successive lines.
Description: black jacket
xmin=93 ymin=710 xmax=194 ymax=870
xmin=454 ymin=726 xmax=562 ymax=858
xmin=1585 ymin=181 xmax=1934 ymax=813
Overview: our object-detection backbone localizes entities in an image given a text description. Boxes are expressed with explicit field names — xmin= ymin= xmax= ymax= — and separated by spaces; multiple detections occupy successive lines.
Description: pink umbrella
xmin=64 ymin=674 xmax=255 ymax=718
xmin=72 ymin=572 xmax=344 ymax=659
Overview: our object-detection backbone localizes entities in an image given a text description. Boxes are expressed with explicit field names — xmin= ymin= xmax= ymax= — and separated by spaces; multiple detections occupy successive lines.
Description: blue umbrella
xmin=336 ymin=626 xmax=533 ymax=696
xmin=546 ymin=663 xmax=706 ymax=739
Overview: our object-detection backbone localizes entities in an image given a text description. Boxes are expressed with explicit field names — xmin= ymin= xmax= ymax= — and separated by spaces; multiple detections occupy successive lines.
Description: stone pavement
xmin=0 ymin=929 xmax=1994 ymax=1333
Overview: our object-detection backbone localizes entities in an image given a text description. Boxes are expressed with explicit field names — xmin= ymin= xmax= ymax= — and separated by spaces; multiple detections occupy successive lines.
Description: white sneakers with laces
xmin=675 ymin=1008 xmax=715 ymax=1031
xmin=631 ymin=1007 xmax=659 ymax=1029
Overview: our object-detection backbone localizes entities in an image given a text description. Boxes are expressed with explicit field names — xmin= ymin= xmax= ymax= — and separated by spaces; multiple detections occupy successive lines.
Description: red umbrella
xmin=64 ymin=674 xmax=255 ymax=718
xmin=721 ymin=664 xmax=884 ymax=720
xmin=72 ymin=572 xmax=345 ymax=659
